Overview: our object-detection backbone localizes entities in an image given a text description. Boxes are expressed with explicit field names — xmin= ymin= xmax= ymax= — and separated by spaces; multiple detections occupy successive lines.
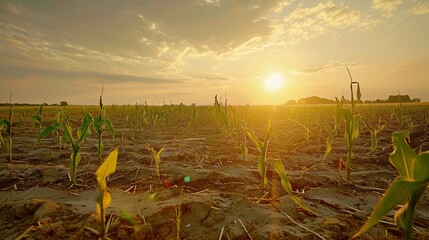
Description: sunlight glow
xmin=265 ymin=73 xmax=284 ymax=91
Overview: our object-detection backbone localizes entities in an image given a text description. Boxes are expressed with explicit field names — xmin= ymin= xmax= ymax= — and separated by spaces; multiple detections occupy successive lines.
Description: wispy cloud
xmin=372 ymin=0 xmax=404 ymax=17
xmin=283 ymin=1 xmax=379 ymax=44
xmin=409 ymin=2 xmax=429 ymax=15
xmin=0 ymin=64 xmax=186 ymax=84
xmin=289 ymin=61 xmax=361 ymax=75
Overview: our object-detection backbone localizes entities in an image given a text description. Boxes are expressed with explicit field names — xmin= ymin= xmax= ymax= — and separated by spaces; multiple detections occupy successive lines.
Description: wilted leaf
xmin=96 ymin=148 xmax=118 ymax=190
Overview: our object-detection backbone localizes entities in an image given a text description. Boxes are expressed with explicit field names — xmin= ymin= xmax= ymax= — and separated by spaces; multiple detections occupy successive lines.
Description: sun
xmin=265 ymin=73 xmax=284 ymax=91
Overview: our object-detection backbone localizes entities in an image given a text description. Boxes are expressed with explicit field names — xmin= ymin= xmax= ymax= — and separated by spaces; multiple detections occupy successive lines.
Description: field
xmin=0 ymin=103 xmax=429 ymax=240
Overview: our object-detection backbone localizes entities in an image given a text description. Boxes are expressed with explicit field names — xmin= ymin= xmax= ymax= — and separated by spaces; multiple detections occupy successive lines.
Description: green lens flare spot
xmin=184 ymin=176 xmax=191 ymax=182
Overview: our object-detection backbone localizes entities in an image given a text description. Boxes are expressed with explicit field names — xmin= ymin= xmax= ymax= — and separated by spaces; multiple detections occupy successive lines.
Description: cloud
xmin=0 ymin=64 xmax=186 ymax=84
xmin=289 ymin=61 xmax=361 ymax=75
xmin=3 ymin=2 xmax=22 ymax=14
xmin=283 ymin=1 xmax=379 ymax=44
xmin=409 ymin=2 xmax=429 ymax=15
xmin=372 ymin=0 xmax=403 ymax=17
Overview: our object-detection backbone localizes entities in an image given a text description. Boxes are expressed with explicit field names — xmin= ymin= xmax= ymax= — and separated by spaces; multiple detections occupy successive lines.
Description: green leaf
xmin=247 ymin=130 xmax=263 ymax=151
xmin=93 ymin=116 xmax=102 ymax=134
xmin=96 ymin=191 xmax=111 ymax=221
xmin=52 ymin=112 xmax=62 ymax=124
xmin=0 ymin=119 xmax=8 ymax=135
xmin=390 ymin=132 xmax=415 ymax=178
xmin=71 ymin=152 xmax=81 ymax=171
xmin=274 ymin=159 xmax=316 ymax=215
xmin=351 ymin=114 xmax=362 ymax=141
xmin=104 ymin=119 xmax=115 ymax=138
xmin=77 ymin=114 xmax=93 ymax=143
xmin=96 ymin=148 xmax=118 ymax=190
xmin=352 ymin=177 xmax=426 ymax=239
xmin=324 ymin=134 xmax=332 ymax=161
xmin=32 ymin=115 xmax=41 ymax=123
xmin=265 ymin=118 xmax=272 ymax=136
xmin=413 ymin=152 xmax=429 ymax=181
xmin=98 ymin=142 xmax=104 ymax=158
xmin=63 ymin=120 xmax=73 ymax=144
xmin=362 ymin=117 xmax=377 ymax=151
xmin=0 ymin=119 xmax=11 ymax=136
xmin=356 ymin=83 xmax=361 ymax=101
xmin=37 ymin=124 xmax=62 ymax=143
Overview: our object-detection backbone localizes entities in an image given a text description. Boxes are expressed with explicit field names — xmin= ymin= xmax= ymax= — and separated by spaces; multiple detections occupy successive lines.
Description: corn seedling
xmin=36 ymin=109 xmax=65 ymax=149
xmin=394 ymin=91 xmax=413 ymax=132
xmin=323 ymin=123 xmax=334 ymax=161
xmin=213 ymin=95 xmax=231 ymax=138
xmin=93 ymin=88 xmax=115 ymax=163
xmin=274 ymin=159 xmax=316 ymax=215
xmin=330 ymin=68 xmax=377 ymax=181
xmin=31 ymin=104 xmax=44 ymax=135
xmin=0 ymin=93 xmax=13 ymax=162
xmin=146 ymin=145 xmax=165 ymax=180
xmin=95 ymin=148 xmax=118 ymax=238
xmin=63 ymin=113 xmax=93 ymax=186
xmin=353 ymin=132 xmax=429 ymax=240
xmin=247 ymin=118 xmax=310 ymax=190
xmin=240 ymin=121 xmax=248 ymax=161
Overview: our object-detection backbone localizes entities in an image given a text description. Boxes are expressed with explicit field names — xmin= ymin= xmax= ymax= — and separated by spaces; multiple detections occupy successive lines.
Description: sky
xmin=1 ymin=0 xmax=428 ymax=105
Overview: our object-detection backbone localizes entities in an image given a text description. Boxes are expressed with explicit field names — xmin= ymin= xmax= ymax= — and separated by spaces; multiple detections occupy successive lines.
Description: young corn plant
xmin=353 ymin=132 xmax=429 ymax=240
xmin=146 ymin=145 xmax=165 ymax=180
xmin=247 ymin=118 xmax=314 ymax=214
xmin=32 ymin=104 xmax=44 ymax=135
xmin=63 ymin=113 xmax=93 ymax=186
xmin=240 ymin=121 xmax=248 ymax=161
xmin=394 ymin=91 xmax=413 ymax=132
xmin=93 ymin=88 xmax=115 ymax=163
xmin=329 ymin=68 xmax=377 ymax=181
xmin=36 ymin=109 xmax=66 ymax=149
xmin=0 ymin=93 xmax=13 ymax=162
xmin=95 ymin=148 xmax=118 ymax=238
xmin=246 ymin=118 xmax=310 ymax=190
xmin=37 ymin=113 xmax=93 ymax=187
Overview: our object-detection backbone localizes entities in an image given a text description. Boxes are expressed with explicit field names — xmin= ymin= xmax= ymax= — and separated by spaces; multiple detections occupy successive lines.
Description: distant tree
xmin=60 ymin=101 xmax=68 ymax=106
xmin=412 ymin=98 xmax=421 ymax=102
xmin=285 ymin=99 xmax=297 ymax=105
xmin=387 ymin=95 xmax=411 ymax=103
xmin=297 ymin=96 xmax=335 ymax=104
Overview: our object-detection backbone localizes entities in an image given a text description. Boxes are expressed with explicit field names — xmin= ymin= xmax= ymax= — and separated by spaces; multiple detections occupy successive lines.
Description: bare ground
xmin=1 ymin=105 xmax=429 ymax=240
